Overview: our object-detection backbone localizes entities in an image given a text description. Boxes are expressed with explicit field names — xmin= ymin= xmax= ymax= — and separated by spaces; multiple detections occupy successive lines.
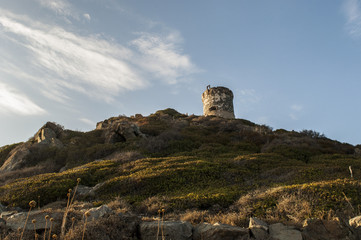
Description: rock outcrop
xmin=0 ymin=122 xmax=64 ymax=173
xmin=1 ymin=206 xmax=361 ymax=240
xmin=140 ymin=221 xmax=193 ymax=240
xmin=249 ymin=217 xmax=268 ymax=239
xmin=96 ymin=119 xmax=144 ymax=143
xmin=269 ymin=223 xmax=302 ymax=240
xmin=193 ymin=222 xmax=248 ymax=240
xmin=6 ymin=210 xmax=62 ymax=230
xmin=34 ymin=122 xmax=64 ymax=148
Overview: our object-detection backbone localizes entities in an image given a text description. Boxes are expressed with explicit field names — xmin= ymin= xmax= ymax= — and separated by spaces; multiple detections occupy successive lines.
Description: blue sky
xmin=1 ymin=0 xmax=361 ymax=146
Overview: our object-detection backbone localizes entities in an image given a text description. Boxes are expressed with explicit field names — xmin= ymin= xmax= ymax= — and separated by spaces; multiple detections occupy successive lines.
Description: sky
xmin=1 ymin=0 xmax=361 ymax=146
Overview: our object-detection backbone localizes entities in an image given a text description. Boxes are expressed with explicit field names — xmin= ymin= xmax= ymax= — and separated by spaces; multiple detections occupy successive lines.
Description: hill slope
xmin=0 ymin=109 xmax=360 ymax=226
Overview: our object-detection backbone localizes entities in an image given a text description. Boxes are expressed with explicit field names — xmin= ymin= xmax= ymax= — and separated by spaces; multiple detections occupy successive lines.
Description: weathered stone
xmin=76 ymin=185 xmax=95 ymax=197
xmin=0 ymin=203 xmax=5 ymax=212
xmin=0 ymin=211 xmax=17 ymax=220
xmin=140 ymin=220 xmax=193 ymax=240
xmin=0 ymin=218 xmax=5 ymax=226
xmin=202 ymin=86 xmax=235 ymax=119
xmin=249 ymin=217 xmax=269 ymax=240
xmin=98 ymin=119 xmax=144 ymax=143
xmin=269 ymin=223 xmax=302 ymax=240
xmin=82 ymin=205 xmax=112 ymax=221
xmin=65 ymin=213 xmax=140 ymax=240
xmin=193 ymin=222 xmax=249 ymax=240
xmin=349 ymin=215 xmax=361 ymax=228
xmin=34 ymin=122 xmax=64 ymax=148
xmin=0 ymin=143 xmax=31 ymax=172
xmin=302 ymin=219 xmax=350 ymax=240
xmin=6 ymin=210 xmax=62 ymax=230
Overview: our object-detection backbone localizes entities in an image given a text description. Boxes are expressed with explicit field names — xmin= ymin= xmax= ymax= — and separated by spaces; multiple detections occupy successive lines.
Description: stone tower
xmin=202 ymin=86 xmax=235 ymax=119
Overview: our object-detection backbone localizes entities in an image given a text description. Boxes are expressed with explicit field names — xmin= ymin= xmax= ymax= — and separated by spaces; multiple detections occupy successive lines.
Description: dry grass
xmin=64 ymin=213 xmax=140 ymax=240
xmin=107 ymin=196 xmax=133 ymax=214
xmin=137 ymin=196 xmax=170 ymax=215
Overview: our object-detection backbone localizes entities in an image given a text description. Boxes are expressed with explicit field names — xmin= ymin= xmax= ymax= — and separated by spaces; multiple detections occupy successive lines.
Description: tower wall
xmin=202 ymin=86 xmax=235 ymax=119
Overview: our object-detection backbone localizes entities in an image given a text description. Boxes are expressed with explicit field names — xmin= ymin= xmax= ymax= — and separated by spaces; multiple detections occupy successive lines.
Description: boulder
xmin=65 ymin=213 xmax=140 ymax=240
xmin=97 ymin=119 xmax=144 ymax=143
xmin=34 ymin=122 xmax=64 ymax=148
xmin=140 ymin=220 xmax=193 ymax=240
xmin=76 ymin=185 xmax=95 ymax=198
xmin=193 ymin=222 xmax=249 ymax=240
xmin=82 ymin=205 xmax=112 ymax=221
xmin=302 ymin=219 xmax=350 ymax=240
xmin=0 ymin=143 xmax=31 ymax=172
xmin=349 ymin=216 xmax=361 ymax=228
xmin=269 ymin=223 xmax=302 ymax=240
xmin=0 ymin=211 xmax=17 ymax=220
xmin=0 ymin=218 xmax=5 ymax=228
xmin=6 ymin=210 xmax=62 ymax=230
xmin=249 ymin=217 xmax=268 ymax=239
xmin=0 ymin=203 xmax=5 ymax=212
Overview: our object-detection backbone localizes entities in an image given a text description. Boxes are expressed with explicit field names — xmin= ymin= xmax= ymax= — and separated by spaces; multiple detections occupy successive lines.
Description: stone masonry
xmin=202 ymin=86 xmax=235 ymax=119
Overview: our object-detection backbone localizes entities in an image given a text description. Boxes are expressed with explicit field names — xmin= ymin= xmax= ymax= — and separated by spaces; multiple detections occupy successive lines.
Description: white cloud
xmin=289 ymin=113 xmax=298 ymax=120
xmin=0 ymin=10 xmax=199 ymax=104
xmin=0 ymin=83 xmax=45 ymax=115
xmin=0 ymin=11 xmax=147 ymax=102
xmin=83 ymin=13 xmax=91 ymax=21
xmin=289 ymin=104 xmax=303 ymax=120
xmin=343 ymin=0 xmax=361 ymax=37
xmin=130 ymin=32 xmax=198 ymax=84
xmin=291 ymin=104 xmax=303 ymax=112
xmin=79 ymin=118 xmax=95 ymax=127
xmin=36 ymin=0 xmax=78 ymax=20
xmin=239 ymin=89 xmax=260 ymax=104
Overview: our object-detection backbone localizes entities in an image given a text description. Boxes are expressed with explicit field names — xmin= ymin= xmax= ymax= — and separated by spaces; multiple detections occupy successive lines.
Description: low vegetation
xmin=0 ymin=108 xmax=360 ymax=229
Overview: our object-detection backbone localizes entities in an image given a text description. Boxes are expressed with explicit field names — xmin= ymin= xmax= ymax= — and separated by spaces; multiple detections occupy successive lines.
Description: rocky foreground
xmin=1 ymin=202 xmax=361 ymax=239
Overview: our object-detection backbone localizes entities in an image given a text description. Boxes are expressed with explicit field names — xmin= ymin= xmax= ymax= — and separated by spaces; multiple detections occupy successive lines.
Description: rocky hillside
xmin=1 ymin=108 xmax=361 ymax=239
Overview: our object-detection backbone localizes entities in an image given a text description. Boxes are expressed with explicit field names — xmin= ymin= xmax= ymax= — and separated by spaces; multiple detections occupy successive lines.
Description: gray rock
xmin=349 ymin=216 xmax=361 ymax=228
xmin=0 ymin=211 xmax=17 ymax=220
xmin=249 ymin=217 xmax=268 ymax=239
xmin=269 ymin=223 xmax=302 ymax=240
xmin=34 ymin=122 xmax=64 ymax=148
xmin=140 ymin=220 xmax=193 ymax=240
xmin=96 ymin=119 xmax=144 ymax=143
xmin=65 ymin=213 xmax=140 ymax=240
xmin=76 ymin=185 xmax=95 ymax=197
xmin=193 ymin=222 xmax=249 ymax=240
xmin=6 ymin=210 xmax=62 ymax=230
xmin=0 ymin=143 xmax=31 ymax=172
xmin=83 ymin=205 xmax=112 ymax=221
xmin=0 ymin=218 xmax=5 ymax=230
xmin=302 ymin=219 xmax=350 ymax=240
xmin=0 ymin=203 xmax=5 ymax=212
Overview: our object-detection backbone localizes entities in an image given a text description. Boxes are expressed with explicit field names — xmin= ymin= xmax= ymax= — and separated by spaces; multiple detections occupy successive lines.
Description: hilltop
xmin=1 ymin=108 xmax=361 ymax=238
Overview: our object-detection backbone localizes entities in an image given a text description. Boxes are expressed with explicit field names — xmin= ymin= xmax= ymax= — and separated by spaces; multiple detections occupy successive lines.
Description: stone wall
xmin=202 ymin=86 xmax=235 ymax=119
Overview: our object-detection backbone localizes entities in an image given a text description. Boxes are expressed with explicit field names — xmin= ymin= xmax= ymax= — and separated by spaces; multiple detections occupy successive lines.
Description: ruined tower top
xmin=201 ymin=86 xmax=235 ymax=119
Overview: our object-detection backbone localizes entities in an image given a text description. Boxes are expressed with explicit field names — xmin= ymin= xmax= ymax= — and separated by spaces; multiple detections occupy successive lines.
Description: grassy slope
xmin=0 ymin=109 xmax=360 ymax=225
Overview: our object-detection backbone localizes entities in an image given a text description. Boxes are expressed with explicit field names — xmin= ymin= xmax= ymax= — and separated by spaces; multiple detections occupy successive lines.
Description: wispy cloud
xmin=291 ymin=104 xmax=303 ymax=112
xmin=79 ymin=118 xmax=95 ymax=127
xmin=0 ymin=83 xmax=45 ymax=115
xmin=239 ymin=89 xmax=261 ymax=104
xmin=343 ymin=0 xmax=361 ymax=37
xmin=35 ymin=0 xmax=81 ymax=21
xmin=130 ymin=32 xmax=198 ymax=84
xmin=0 ymin=10 xmax=198 ymax=105
xmin=289 ymin=104 xmax=303 ymax=120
